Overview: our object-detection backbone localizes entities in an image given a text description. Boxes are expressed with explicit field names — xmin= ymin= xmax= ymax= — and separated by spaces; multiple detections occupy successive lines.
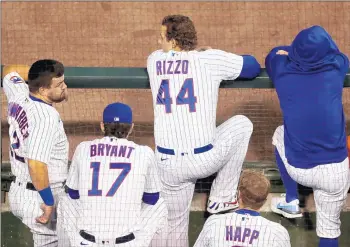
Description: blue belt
xmin=157 ymin=144 xmax=213 ymax=155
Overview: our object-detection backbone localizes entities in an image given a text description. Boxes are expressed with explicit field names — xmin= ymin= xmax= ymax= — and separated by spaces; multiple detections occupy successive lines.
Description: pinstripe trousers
xmin=273 ymin=125 xmax=350 ymax=238
xmin=57 ymin=193 xmax=168 ymax=247
xmin=8 ymin=181 xmax=65 ymax=247
xmin=154 ymin=115 xmax=254 ymax=247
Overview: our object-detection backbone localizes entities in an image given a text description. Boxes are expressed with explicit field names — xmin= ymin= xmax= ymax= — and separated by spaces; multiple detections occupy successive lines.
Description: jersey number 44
xmin=156 ymin=78 xmax=197 ymax=113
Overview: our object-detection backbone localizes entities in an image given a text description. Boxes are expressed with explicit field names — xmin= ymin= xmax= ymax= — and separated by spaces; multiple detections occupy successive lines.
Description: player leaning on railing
xmin=2 ymin=60 xmax=69 ymax=247
xmin=147 ymin=14 xmax=261 ymax=247
xmin=266 ymin=25 xmax=350 ymax=247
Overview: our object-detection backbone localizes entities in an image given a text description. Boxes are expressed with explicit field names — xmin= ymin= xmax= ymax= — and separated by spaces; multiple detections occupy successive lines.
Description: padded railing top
xmin=1 ymin=67 xmax=350 ymax=89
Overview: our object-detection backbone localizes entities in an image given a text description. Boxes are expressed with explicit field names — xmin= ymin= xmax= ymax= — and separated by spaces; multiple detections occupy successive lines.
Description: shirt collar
xmin=235 ymin=209 xmax=260 ymax=216
xmin=29 ymin=95 xmax=52 ymax=106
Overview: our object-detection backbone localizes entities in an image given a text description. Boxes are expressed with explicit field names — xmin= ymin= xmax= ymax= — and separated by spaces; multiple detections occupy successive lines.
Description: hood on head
xmin=289 ymin=25 xmax=340 ymax=71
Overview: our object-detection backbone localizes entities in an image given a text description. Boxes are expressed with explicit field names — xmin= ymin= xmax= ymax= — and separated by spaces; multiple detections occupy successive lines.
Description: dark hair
xmin=162 ymin=15 xmax=197 ymax=51
xmin=27 ymin=59 xmax=64 ymax=93
xmin=104 ymin=123 xmax=132 ymax=138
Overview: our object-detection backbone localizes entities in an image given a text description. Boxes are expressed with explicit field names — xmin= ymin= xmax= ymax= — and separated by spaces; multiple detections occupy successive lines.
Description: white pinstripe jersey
xmin=3 ymin=72 xmax=68 ymax=184
xmin=194 ymin=211 xmax=291 ymax=247
xmin=147 ymin=49 xmax=244 ymax=149
xmin=66 ymin=137 xmax=160 ymax=238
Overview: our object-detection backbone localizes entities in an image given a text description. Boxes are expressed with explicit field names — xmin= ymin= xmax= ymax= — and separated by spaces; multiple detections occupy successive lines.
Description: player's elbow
xmin=265 ymin=46 xmax=291 ymax=71
xmin=28 ymin=159 xmax=46 ymax=175
xmin=239 ymin=55 xmax=261 ymax=79
xmin=2 ymin=65 xmax=29 ymax=80
xmin=27 ymin=159 xmax=50 ymax=190
xmin=142 ymin=192 xmax=160 ymax=205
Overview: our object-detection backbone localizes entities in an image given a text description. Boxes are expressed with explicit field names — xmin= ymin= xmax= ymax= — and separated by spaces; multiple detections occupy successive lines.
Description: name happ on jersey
xmin=226 ymin=226 xmax=260 ymax=245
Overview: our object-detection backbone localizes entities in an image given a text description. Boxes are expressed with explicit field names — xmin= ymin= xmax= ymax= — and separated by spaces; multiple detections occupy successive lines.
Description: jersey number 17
xmin=88 ymin=162 xmax=131 ymax=197
xmin=156 ymin=78 xmax=197 ymax=113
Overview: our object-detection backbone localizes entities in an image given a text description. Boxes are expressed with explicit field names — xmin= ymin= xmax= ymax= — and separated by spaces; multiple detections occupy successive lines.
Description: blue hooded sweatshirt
xmin=265 ymin=25 xmax=349 ymax=168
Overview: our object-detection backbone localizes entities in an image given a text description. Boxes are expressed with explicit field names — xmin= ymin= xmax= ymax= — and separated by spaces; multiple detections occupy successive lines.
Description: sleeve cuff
xmin=67 ymin=187 xmax=80 ymax=200
xmin=142 ymin=192 xmax=160 ymax=205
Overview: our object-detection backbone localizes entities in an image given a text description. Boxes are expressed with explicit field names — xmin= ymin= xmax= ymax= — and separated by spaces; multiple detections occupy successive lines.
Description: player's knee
xmin=272 ymin=125 xmax=284 ymax=143
xmin=234 ymin=115 xmax=253 ymax=135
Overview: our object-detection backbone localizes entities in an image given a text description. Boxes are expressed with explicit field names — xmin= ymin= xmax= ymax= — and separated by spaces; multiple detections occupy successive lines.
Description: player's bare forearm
xmin=2 ymin=64 xmax=30 ymax=81
xmin=28 ymin=159 xmax=55 ymax=224
xmin=28 ymin=159 xmax=50 ymax=191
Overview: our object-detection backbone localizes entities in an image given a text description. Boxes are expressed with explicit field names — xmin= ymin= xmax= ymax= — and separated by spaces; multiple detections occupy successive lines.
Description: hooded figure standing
xmin=265 ymin=25 xmax=350 ymax=247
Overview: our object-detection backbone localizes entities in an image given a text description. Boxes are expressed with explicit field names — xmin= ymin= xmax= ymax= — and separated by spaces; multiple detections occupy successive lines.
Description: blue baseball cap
xmin=103 ymin=102 xmax=132 ymax=124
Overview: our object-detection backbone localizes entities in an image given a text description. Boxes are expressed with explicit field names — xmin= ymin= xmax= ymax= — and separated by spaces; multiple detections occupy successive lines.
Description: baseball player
xmin=147 ymin=15 xmax=260 ymax=247
xmin=57 ymin=102 xmax=168 ymax=247
xmin=266 ymin=25 xmax=350 ymax=247
xmin=2 ymin=60 xmax=69 ymax=247
xmin=194 ymin=170 xmax=291 ymax=247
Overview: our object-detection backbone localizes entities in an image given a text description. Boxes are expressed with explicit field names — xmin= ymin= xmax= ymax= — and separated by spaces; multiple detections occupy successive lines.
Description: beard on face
xmin=49 ymin=90 xmax=68 ymax=103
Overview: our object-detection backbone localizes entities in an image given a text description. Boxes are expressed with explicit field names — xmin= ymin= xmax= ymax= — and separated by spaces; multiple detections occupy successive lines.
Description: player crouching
xmin=194 ymin=170 xmax=291 ymax=247
xmin=57 ymin=102 xmax=168 ymax=247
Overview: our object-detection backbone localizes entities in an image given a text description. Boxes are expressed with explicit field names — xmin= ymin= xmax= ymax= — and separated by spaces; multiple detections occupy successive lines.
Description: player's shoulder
xmin=31 ymin=100 xmax=59 ymax=115
xmin=203 ymin=213 xmax=227 ymax=227
xmin=117 ymin=139 xmax=155 ymax=159
xmin=74 ymin=140 xmax=95 ymax=154
xmin=196 ymin=49 xmax=241 ymax=60
xmin=148 ymin=49 xmax=164 ymax=57
xmin=197 ymin=214 xmax=224 ymax=234
xmin=77 ymin=140 xmax=94 ymax=148
xmin=29 ymin=101 xmax=61 ymax=123
xmin=130 ymin=142 xmax=155 ymax=158
xmin=147 ymin=50 xmax=165 ymax=62
xmin=87 ymin=137 xmax=111 ymax=146
xmin=262 ymin=217 xmax=289 ymax=236
xmin=135 ymin=143 xmax=155 ymax=156
xmin=197 ymin=48 xmax=231 ymax=56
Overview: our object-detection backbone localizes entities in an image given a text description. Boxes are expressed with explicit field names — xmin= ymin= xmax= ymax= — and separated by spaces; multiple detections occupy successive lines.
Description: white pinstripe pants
xmin=57 ymin=193 xmax=168 ymax=247
xmin=273 ymin=125 xmax=350 ymax=238
xmin=8 ymin=181 xmax=65 ymax=247
xmin=155 ymin=115 xmax=253 ymax=247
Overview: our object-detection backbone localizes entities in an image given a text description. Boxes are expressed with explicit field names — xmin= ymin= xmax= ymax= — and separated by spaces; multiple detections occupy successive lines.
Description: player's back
xmin=3 ymin=72 xmax=68 ymax=184
xmin=265 ymin=26 xmax=349 ymax=167
xmin=75 ymin=137 xmax=153 ymax=238
xmin=147 ymin=49 xmax=243 ymax=149
xmin=195 ymin=209 xmax=290 ymax=247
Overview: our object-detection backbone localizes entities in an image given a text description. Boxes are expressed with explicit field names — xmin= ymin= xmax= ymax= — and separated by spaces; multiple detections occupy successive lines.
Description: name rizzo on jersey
xmin=147 ymin=49 xmax=244 ymax=149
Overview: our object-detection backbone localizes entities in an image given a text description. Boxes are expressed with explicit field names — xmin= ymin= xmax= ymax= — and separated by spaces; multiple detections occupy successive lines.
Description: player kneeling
xmin=194 ymin=170 xmax=291 ymax=247
xmin=57 ymin=102 xmax=168 ymax=247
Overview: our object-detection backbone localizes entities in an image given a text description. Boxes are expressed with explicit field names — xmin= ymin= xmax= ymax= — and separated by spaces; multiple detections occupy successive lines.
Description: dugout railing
xmin=2 ymin=67 xmax=348 ymax=89
xmin=1 ymin=67 xmax=350 ymax=200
